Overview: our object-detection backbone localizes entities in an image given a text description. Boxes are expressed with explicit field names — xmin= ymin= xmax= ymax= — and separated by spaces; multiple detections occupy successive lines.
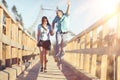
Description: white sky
xmin=5 ymin=0 xmax=120 ymax=35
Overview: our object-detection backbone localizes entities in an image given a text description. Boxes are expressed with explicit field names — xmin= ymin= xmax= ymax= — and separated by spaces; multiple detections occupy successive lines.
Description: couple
xmin=37 ymin=0 xmax=71 ymax=72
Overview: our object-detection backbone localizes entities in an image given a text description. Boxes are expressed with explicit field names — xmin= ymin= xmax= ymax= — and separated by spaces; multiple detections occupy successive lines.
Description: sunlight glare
xmin=97 ymin=26 xmax=103 ymax=33
xmin=107 ymin=16 xmax=117 ymax=30
xmin=98 ymin=0 xmax=120 ymax=15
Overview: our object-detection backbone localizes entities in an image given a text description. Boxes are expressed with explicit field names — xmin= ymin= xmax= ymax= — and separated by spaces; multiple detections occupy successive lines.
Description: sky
xmin=4 ymin=0 xmax=120 ymax=36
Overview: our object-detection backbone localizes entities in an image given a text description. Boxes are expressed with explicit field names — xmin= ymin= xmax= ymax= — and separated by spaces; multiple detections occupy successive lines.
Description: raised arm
xmin=51 ymin=16 xmax=59 ymax=35
xmin=66 ymin=0 xmax=71 ymax=16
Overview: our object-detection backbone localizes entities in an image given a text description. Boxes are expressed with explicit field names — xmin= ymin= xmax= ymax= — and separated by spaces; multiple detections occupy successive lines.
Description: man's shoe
xmin=57 ymin=63 xmax=62 ymax=70
xmin=56 ymin=53 xmax=60 ymax=57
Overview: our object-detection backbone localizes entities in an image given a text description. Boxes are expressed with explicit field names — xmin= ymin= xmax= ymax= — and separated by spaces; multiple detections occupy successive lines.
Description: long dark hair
xmin=41 ymin=16 xmax=51 ymax=26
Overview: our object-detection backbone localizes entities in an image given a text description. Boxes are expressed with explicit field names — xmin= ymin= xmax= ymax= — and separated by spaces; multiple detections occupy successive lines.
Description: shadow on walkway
xmin=17 ymin=62 xmax=40 ymax=80
xmin=17 ymin=56 xmax=90 ymax=80
xmin=62 ymin=61 xmax=91 ymax=80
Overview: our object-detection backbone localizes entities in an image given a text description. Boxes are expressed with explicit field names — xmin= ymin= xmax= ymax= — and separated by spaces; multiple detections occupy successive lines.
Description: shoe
xmin=56 ymin=53 xmax=60 ymax=57
xmin=59 ymin=64 xmax=62 ymax=70
xmin=55 ymin=57 xmax=58 ymax=62
xmin=40 ymin=67 xmax=43 ymax=72
xmin=57 ymin=63 xmax=62 ymax=70
xmin=44 ymin=67 xmax=47 ymax=70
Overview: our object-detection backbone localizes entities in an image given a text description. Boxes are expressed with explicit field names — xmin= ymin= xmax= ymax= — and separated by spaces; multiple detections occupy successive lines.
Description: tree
xmin=17 ymin=14 xmax=24 ymax=26
xmin=12 ymin=5 xmax=18 ymax=21
xmin=12 ymin=5 xmax=18 ymax=16
xmin=2 ymin=0 xmax=8 ymax=8
xmin=12 ymin=5 xmax=24 ymax=26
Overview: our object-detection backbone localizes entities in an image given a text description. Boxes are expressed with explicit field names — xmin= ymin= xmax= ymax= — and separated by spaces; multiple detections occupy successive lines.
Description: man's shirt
xmin=52 ymin=14 xmax=70 ymax=32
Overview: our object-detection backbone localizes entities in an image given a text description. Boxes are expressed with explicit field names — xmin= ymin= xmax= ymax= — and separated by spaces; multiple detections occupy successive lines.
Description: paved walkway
xmin=17 ymin=56 xmax=87 ymax=80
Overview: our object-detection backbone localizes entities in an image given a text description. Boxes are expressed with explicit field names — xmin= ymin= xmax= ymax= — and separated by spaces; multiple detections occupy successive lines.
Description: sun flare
xmin=98 ymin=0 xmax=120 ymax=15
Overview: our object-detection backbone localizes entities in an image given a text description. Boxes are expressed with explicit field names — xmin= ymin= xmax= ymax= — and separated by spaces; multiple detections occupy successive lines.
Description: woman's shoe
xmin=40 ymin=67 xmax=43 ymax=72
xmin=44 ymin=67 xmax=47 ymax=70
xmin=44 ymin=64 xmax=47 ymax=70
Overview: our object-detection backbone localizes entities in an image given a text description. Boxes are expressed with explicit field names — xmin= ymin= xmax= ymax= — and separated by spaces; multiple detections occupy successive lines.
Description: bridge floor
xmin=16 ymin=56 xmax=87 ymax=80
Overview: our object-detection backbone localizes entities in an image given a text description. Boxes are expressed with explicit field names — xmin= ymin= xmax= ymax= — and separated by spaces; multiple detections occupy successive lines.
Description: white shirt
xmin=38 ymin=24 xmax=51 ymax=41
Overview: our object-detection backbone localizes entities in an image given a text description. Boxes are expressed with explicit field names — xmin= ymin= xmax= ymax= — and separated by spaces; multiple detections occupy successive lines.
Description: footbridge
xmin=0 ymin=2 xmax=120 ymax=80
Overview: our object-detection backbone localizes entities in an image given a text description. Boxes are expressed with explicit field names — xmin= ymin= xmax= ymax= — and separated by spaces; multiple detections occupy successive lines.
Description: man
xmin=52 ymin=0 xmax=71 ymax=70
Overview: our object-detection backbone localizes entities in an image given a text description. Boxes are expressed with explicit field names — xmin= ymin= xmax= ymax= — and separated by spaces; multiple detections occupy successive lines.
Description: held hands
xmin=50 ymin=29 xmax=54 ymax=36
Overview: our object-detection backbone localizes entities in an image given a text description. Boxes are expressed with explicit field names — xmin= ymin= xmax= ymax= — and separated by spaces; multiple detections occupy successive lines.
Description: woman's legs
xmin=39 ymin=47 xmax=44 ymax=71
xmin=39 ymin=40 xmax=50 ymax=72
xmin=39 ymin=47 xmax=49 ymax=71
xmin=43 ymin=49 xmax=49 ymax=70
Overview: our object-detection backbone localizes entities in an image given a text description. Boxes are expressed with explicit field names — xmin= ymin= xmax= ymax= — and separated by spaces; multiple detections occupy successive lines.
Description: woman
xmin=37 ymin=16 xmax=53 ymax=72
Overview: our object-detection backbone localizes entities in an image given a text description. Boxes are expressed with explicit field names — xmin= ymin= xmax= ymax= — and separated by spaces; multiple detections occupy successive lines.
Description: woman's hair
xmin=41 ymin=16 xmax=51 ymax=26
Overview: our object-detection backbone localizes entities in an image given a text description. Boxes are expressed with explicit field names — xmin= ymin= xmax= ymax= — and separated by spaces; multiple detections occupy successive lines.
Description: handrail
xmin=65 ymin=4 xmax=120 ymax=80
xmin=0 ymin=3 xmax=39 ymax=70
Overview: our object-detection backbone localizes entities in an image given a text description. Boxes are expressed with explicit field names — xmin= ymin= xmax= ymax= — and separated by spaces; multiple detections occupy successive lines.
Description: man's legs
xmin=59 ymin=33 xmax=68 ymax=66
xmin=55 ymin=32 xmax=63 ymax=69
xmin=56 ymin=32 xmax=62 ymax=56
xmin=55 ymin=32 xmax=68 ymax=70
xmin=61 ymin=33 xmax=68 ymax=55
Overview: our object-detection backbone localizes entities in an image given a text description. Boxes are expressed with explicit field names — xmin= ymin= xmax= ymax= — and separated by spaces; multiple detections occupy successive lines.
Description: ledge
xmin=3 ymin=68 xmax=16 ymax=80
xmin=0 ymin=71 xmax=8 ymax=80
xmin=12 ymin=65 xmax=22 ymax=76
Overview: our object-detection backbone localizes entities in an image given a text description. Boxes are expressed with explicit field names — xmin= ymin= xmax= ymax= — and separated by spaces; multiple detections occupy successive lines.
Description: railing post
xmin=80 ymin=53 xmax=84 ymax=69
xmin=6 ymin=18 xmax=12 ymax=67
xmin=102 ymin=23 xmax=109 ymax=47
xmin=72 ymin=41 xmax=76 ymax=66
xmin=90 ymin=29 xmax=97 ymax=76
xmin=86 ymin=32 xmax=90 ymax=48
xmin=79 ymin=36 xmax=85 ymax=70
xmin=22 ymin=33 xmax=27 ymax=62
xmin=18 ymin=29 xmax=22 ymax=65
xmin=0 ymin=8 xmax=3 ymax=70
xmin=116 ymin=7 xmax=120 ymax=80
xmin=15 ymin=24 xmax=19 ymax=65
xmin=92 ymin=29 xmax=97 ymax=48
xmin=97 ymin=26 xmax=103 ymax=48
xmin=77 ymin=39 xmax=81 ymax=68
xmin=22 ymin=33 xmax=24 ymax=62
xmin=11 ymin=23 xmax=17 ymax=64
xmin=81 ymin=36 xmax=85 ymax=49
xmin=91 ymin=54 xmax=97 ymax=76
xmin=100 ymin=55 xmax=108 ymax=80
xmin=117 ymin=12 xmax=120 ymax=38
xmin=117 ymin=56 xmax=120 ymax=80
xmin=84 ymin=34 xmax=87 ymax=49
xmin=84 ymin=32 xmax=91 ymax=73
xmin=84 ymin=54 xmax=90 ymax=73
